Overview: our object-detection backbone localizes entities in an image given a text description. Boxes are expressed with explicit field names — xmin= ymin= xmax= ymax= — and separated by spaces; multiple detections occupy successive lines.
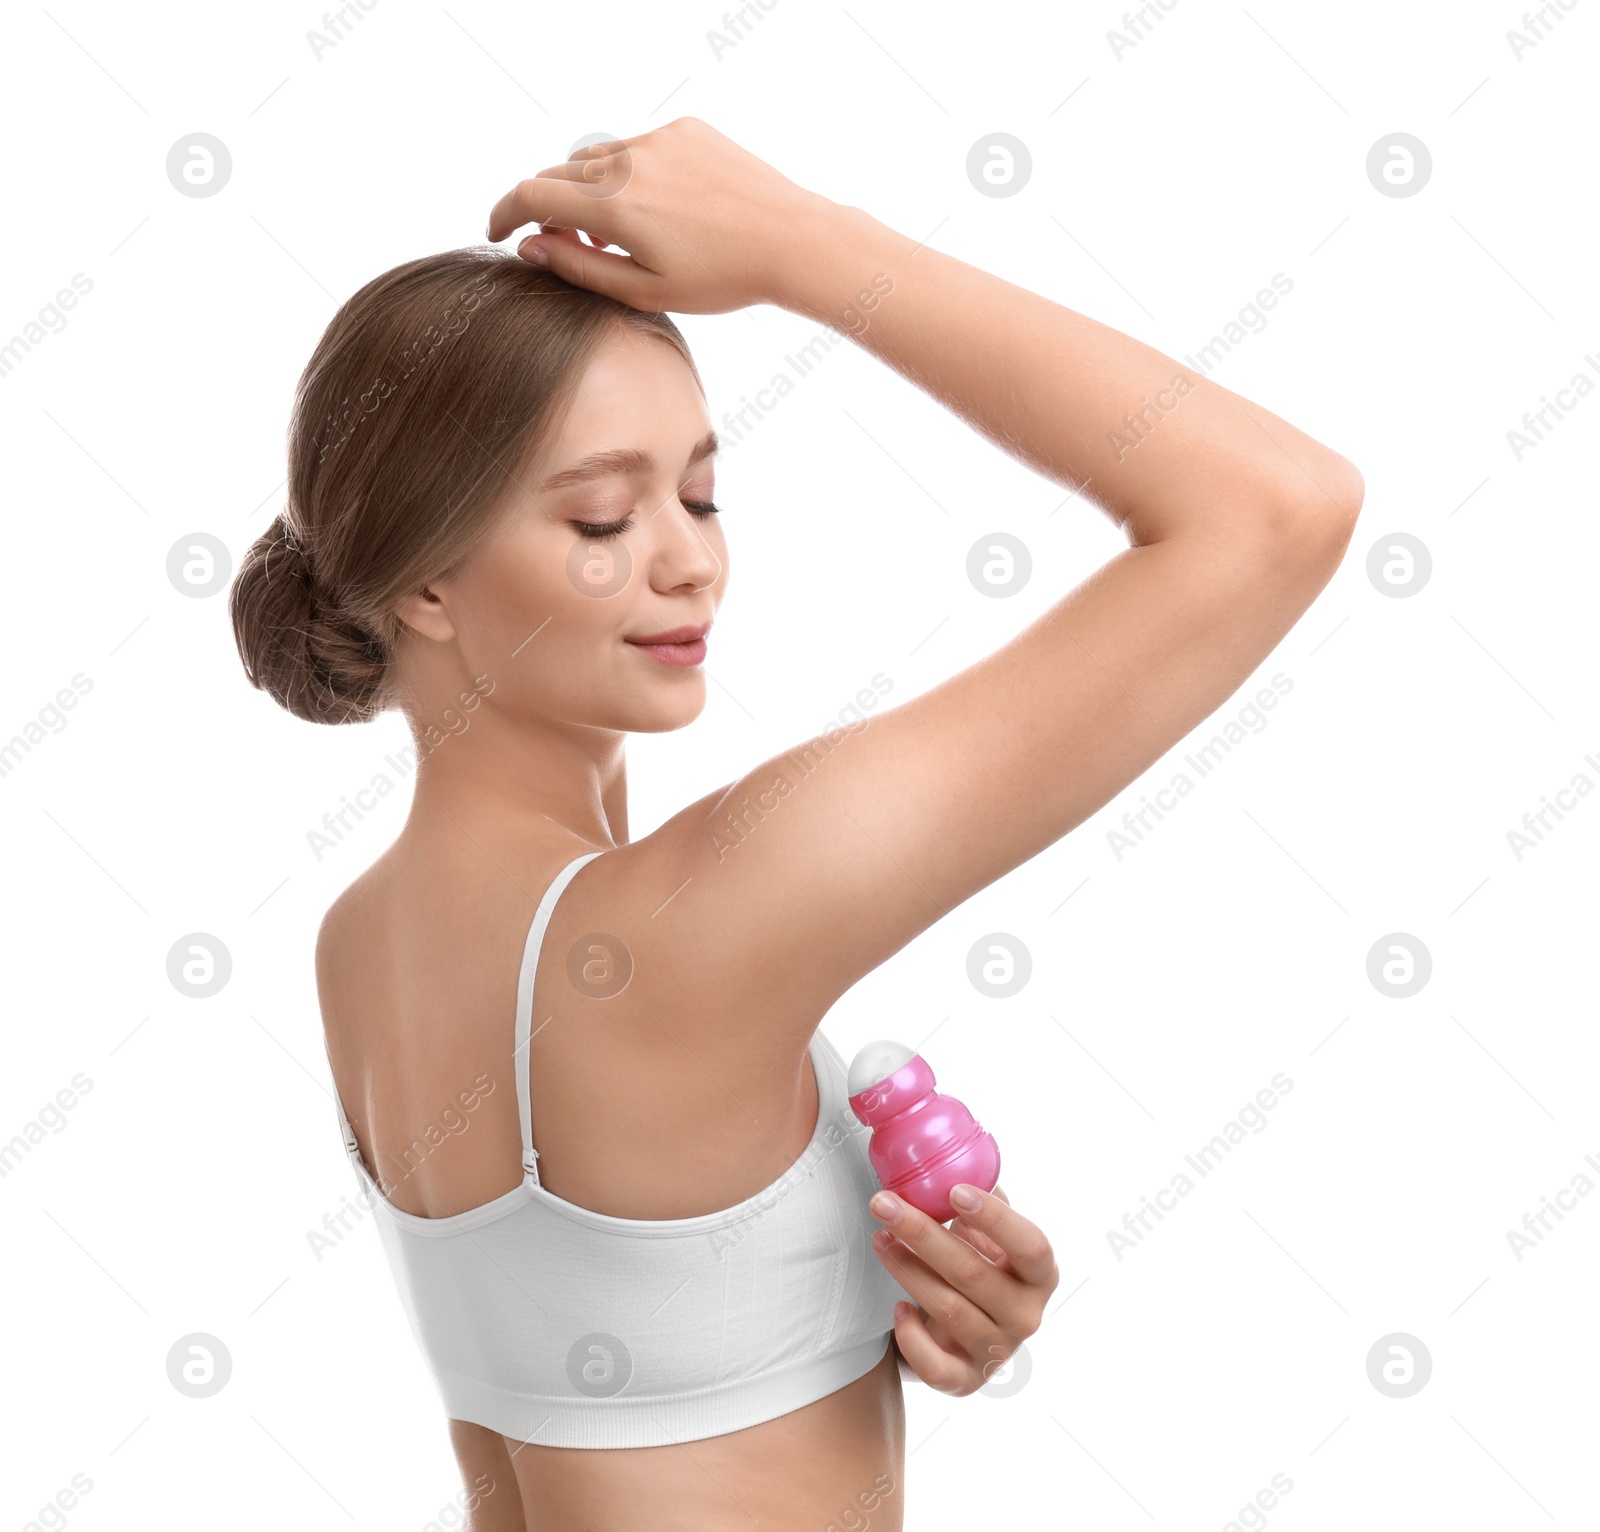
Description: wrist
xmin=769 ymin=198 xmax=906 ymax=336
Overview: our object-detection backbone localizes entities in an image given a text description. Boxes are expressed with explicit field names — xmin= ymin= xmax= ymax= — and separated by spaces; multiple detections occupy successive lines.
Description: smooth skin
xmin=318 ymin=118 xmax=1362 ymax=1530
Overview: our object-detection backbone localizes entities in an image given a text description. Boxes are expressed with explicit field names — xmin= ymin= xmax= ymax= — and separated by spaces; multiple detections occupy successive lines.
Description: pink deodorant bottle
xmin=847 ymin=1040 xmax=1001 ymax=1223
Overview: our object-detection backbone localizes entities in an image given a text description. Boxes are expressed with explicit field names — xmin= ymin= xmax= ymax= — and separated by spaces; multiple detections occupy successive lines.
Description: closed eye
xmin=574 ymin=500 xmax=722 ymax=541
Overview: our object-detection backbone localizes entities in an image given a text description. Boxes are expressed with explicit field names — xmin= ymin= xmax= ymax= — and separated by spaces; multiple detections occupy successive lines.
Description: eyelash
xmin=574 ymin=500 xmax=720 ymax=541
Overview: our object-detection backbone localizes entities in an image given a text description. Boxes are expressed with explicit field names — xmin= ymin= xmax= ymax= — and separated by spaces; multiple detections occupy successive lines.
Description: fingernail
xmin=520 ymin=238 xmax=548 ymax=266
xmin=950 ymin=1184 xmax=983 ymax=1212
xmin=485 ymin=219 xmax=495 ymax=241
xmin=872 ymin=1229 xmax=894 ymax=1253
xmin=870 ymin=1191 xmax=902 ymax=1222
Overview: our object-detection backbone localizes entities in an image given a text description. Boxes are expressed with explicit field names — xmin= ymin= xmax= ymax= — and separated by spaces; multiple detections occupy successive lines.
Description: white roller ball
xmin=847 ymin=1038 xmax=915 ymax=1096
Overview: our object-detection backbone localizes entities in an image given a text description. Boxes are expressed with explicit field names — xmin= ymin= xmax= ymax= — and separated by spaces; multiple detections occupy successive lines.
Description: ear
xmin=393 ymin=585 xmax=457 ymax=643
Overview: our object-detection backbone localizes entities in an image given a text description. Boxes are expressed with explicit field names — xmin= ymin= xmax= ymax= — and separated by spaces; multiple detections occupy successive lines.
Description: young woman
xmin=230 ymin=118 xmax=1362 ymax=1529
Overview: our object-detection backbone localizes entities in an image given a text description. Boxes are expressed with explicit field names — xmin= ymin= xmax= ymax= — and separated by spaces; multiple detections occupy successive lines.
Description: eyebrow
xmin=537 ymin=429 xmax=720 ymax=493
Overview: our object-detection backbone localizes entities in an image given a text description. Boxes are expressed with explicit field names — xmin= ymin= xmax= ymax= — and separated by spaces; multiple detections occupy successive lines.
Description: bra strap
xmin=515 ymin=851 xmax=607 ymax=1187
xmin=322 ymin=1040 xmax=362 ymax=1158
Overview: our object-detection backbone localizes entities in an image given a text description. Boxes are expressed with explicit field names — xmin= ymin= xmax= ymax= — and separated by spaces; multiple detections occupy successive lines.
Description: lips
xmin=625 ymin=622 xmax=711 ymax=646
xmin=624 ymin=621 xmax=710 ymax=669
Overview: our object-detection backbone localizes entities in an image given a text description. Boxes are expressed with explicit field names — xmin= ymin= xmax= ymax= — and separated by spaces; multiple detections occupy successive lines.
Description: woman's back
xmin=317 ymin=823 xmax=910 ymax=1526
xmin=318 ymin=826 xmax=839 ymax=1222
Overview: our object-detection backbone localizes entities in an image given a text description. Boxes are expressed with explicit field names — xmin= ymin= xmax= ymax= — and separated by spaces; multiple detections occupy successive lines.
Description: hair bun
xmin=230 ymin=511 xmax=387 ymax=726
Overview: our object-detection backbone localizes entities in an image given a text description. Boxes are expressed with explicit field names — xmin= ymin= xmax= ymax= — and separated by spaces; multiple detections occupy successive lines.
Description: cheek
xmin=568 ymin=539 xmax=636 ymax=605
xmin=463 ymin=542 xmax=631 ymax=689
xmin=449 ymin=543 xmax=570 ymax=667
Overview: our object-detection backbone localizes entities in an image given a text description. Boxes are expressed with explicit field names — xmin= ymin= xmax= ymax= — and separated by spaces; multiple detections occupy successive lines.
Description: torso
xmin=316 ymin=826 xmax=906 ymax=1531
xmin=495 ymin=1345 xmax=904 ymax=1530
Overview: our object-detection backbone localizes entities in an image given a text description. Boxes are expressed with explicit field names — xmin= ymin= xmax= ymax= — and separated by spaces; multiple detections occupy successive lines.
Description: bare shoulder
xmin=311 ymin=817 xmax=834 ymax=1222
xmin=313 ymin=849 xmax=414 ymax=1077
xmin=312 ymin=862 xmax=379 ymax=1008
xmin=529 ymin=796 xmax=829 ymax=1066
xmin=313 ymin=835 xmax=570 ymax=1217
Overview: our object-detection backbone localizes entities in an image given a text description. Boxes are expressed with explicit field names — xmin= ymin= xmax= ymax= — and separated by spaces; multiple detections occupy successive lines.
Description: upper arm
xmin=618 ymin=481 xmax=1359 ymax=1052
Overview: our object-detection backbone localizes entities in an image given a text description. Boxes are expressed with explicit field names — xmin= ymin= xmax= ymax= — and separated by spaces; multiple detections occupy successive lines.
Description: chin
xmin=591 ymin=684 xmax=706 ymax=735
xmin=639 ymin=687 xmax=708 ymax=734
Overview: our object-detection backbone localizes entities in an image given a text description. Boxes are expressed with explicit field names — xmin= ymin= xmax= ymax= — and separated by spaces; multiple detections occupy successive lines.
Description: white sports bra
xmin=327 ymin=850 xmax=909 ymax=1449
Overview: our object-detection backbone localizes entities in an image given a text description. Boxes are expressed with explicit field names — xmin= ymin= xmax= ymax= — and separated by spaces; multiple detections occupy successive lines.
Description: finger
xmin=532 ymin=226 xmax=595 ymax=253
xmin=944 ymin=1184 xmax=1057 ymax=1291
xmin=870 ymin=1190 xmax=1011 ymax=1316
xmin=537 ymin=225 xmax=633 ymax=262
xmin=949 ymin=1186 xmax=1013 ymax=1267
xmin=557 ymin=226 xmax=620 ymax=253
xmin=890 ymin=1302 xmax=973 ymax=1396
xmin=516 ymin=232 xmax=665 ymax=310
xmin=570 ymin=136 xmax=629 ymax=159
xmin=910 ymin=1298 xmax=1021 ymax=1396
xmin=874 ymin=1229 xmax=1033 ymax=1354
xmin=872 ymin=1227 xmax=990 ymax=1338
xmin=566 ymin=139 xmax=632 ymax=188
xmin=534 ymin=218 xmax=611 ymax=243
xmin=948 ymin=1216 xmax=1011 ymax=1269
xmin=486 ymin=173 xmax=621 ymax=245
xmin=870 ymin=1195 xmax=1015 ymax=1348
xmin=530 ymin=151 xmax=629 ymax=195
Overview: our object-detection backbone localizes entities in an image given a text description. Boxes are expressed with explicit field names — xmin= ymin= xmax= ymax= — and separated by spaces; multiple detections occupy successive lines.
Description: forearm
xmin=778 ymin=198 xmax=1360 ymax=549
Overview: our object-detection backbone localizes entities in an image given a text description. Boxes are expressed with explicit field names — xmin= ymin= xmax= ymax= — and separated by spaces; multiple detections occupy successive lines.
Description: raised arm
xmin=487 ymin=119 xmax=1363 ymax=1053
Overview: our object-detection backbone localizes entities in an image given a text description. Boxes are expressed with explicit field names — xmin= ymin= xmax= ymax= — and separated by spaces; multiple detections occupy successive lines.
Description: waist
xmin=498 ymin=1338 xmax=907 ymax=1532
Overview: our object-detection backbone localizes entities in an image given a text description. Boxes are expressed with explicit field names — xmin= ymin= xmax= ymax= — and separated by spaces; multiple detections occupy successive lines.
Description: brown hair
xmin=229 ymin=247 xmax=699 ymax=725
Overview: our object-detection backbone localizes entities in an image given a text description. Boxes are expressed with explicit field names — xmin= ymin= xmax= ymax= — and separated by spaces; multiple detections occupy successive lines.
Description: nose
xmin=650 ymin=496 xmax=724 ymax=594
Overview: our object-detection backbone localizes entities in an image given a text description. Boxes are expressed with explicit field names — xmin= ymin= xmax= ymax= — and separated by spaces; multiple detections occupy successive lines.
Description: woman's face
xmin=408 ymin=325 xmax=728 ymax=735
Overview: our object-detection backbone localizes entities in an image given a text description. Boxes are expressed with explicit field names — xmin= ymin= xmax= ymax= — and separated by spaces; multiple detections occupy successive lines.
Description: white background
xmin=3 ymin=1 xmax=1596 ymax=1527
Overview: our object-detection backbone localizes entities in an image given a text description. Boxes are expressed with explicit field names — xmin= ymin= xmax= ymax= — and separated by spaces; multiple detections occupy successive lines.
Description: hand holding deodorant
xmin=847 ymin=1040 xmax=1000 ymax=1223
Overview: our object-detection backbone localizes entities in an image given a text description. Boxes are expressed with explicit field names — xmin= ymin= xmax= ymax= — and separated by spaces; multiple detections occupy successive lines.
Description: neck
xmin=398 ymin=699 xmax=629 ymax=854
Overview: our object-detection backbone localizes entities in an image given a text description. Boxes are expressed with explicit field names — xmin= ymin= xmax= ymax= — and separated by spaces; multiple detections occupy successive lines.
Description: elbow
xmin=1271 ymin=451 xmax=1366 ymax=570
